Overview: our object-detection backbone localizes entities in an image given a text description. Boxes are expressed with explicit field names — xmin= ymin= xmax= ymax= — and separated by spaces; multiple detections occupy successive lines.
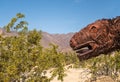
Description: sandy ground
xmin=43 ymin=64 xmax=116 ymax=82
xmin=52 ymin=68 xmax=91 ymax=82
xmin=46 ymin=67 xmax=91 ymax=82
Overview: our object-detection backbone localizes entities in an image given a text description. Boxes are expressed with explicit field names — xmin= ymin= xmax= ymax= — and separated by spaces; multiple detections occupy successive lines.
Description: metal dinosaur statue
xmin=70 ymin=16 xmax=120 ymax=60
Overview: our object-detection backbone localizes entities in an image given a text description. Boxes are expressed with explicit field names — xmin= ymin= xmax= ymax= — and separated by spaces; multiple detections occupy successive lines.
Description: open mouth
xmin=74 ymin=41 xmax=94 ymax=56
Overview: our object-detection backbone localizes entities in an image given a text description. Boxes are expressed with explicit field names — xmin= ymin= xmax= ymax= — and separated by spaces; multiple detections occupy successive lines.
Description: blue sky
xmin=0 ymin=0 xmax=120 ymax=34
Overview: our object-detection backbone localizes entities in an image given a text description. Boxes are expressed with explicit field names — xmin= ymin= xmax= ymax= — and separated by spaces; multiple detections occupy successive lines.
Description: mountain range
xmin=0 ymin=28 xmax=75 ymax=52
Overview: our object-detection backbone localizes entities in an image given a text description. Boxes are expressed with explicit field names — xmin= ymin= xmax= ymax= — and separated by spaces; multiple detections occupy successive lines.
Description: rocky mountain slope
xmin=41 ymin=32 xmax=74 ymax=52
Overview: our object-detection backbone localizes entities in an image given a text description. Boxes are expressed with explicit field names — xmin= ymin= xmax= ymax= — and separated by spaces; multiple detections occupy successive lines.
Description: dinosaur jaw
xmin=74 ymin=41 xmax=95 ymax=60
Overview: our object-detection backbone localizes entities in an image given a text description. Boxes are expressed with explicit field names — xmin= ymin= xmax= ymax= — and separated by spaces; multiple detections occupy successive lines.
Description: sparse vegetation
xmin=79 ymin=51 xmax=120 ymax=81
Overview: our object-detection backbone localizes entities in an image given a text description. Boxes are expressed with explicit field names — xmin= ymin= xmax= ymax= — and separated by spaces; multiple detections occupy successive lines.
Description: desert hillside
xmin=41 ymin=32 xmax=74 ymax=52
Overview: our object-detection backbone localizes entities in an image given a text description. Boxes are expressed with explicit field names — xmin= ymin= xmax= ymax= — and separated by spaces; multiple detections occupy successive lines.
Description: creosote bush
xmin=0 ymin=13 xmax=79 ymax=82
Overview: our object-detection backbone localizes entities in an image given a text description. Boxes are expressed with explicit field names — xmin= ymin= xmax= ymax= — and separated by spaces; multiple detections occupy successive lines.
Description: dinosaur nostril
xmin=70 ymin=39 xmax=77 ymax=48
xmin=70 ymin=39 xmax=73 ymax=44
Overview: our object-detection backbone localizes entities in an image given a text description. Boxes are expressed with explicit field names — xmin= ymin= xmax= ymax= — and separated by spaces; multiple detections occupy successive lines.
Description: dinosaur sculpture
xmin=70 ymin=16 xmax=120 ymax=60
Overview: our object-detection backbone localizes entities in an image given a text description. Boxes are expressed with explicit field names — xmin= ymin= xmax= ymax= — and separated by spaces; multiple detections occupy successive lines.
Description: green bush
xmin=0 ymin=13 xmax=79 ymax=82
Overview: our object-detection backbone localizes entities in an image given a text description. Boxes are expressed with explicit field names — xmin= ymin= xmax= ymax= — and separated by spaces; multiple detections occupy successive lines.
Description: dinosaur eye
xmin=90 ymin=26 xmax=97 ymax=33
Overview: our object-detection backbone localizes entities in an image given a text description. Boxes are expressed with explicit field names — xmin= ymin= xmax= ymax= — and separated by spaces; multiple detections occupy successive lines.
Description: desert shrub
xmin=0 ymin=34 xmax=67 ymax=82
xmin=63 ymin=52 xmax=80 ymax=68
xmin=0 ymin=13 xmax=79 ymax=82
xmin=79 ymin=51 xmax=120 ymax=81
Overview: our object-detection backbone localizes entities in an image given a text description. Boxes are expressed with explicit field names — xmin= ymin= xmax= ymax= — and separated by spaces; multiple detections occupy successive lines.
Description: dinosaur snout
xmin=70 ymin=38 xmax=77 ymax=49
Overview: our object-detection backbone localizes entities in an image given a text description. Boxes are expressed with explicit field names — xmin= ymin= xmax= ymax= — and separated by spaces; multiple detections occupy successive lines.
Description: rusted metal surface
xmin=70 ymin=16 xmax=120 ymax=60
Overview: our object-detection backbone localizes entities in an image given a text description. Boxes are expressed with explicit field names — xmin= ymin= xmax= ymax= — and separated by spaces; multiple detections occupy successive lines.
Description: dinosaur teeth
xmin=77 ymin=49 xmax=93 ymax=57
xmin=77 ymin=47 xmax=89 ymax=51
xmin=73 ymin=41 xmax=94 ymax=57
xmin=74 ymin=41 xmax=94 ymax=50
xmin=76 ymin=47 xmax=89 ymax=53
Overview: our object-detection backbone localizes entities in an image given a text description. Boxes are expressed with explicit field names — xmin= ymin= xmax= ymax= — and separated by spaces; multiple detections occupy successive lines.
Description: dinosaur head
xmin=70 ymin=18 xmax=118 ymax=60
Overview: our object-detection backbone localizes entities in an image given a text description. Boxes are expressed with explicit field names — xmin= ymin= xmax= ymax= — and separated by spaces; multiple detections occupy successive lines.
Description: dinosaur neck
xmin=113 ymin=16 xmax=120 ymax=30
xmin=113 ymin=17 xmax=120 ymax=46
